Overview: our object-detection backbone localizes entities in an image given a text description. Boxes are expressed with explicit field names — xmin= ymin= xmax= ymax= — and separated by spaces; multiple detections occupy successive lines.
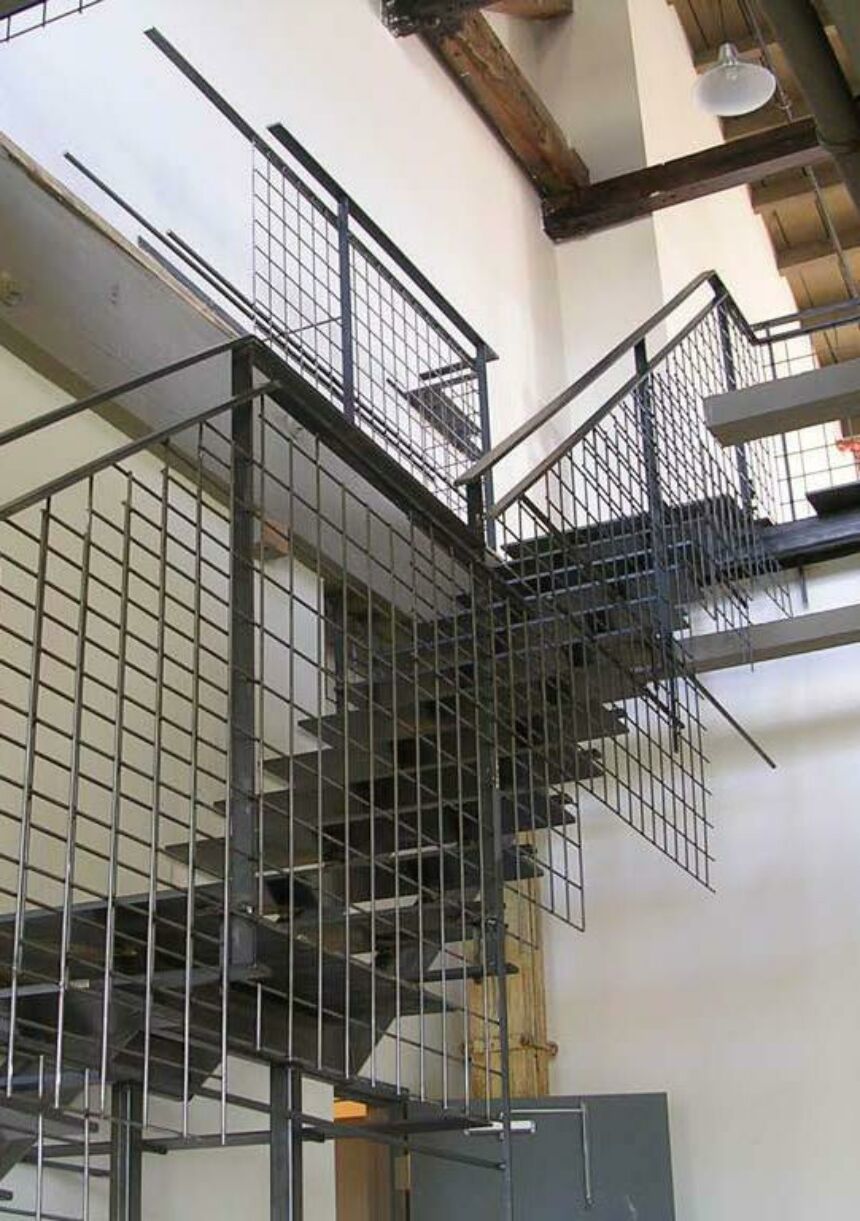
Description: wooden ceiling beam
xmin=424 ymin=11 xmax=589 ymax=199
xmin=544 ymin=116 xmax=831 ymax=240
xmin=777 ymin=228 xmax=860 ymax=273
xmin=383 ymin=0 xmax=570 ymax=36
xmin=489 ymin=1 xmax=573 ymax=17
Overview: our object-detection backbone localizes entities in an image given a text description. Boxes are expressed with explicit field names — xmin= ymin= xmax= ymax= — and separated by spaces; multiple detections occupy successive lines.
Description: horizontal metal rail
xmin=487 ymin=294 xmax=724 ymax=520
xmin=457 ymin=270 xmax=721 ymax=488
xmin=0 ymin=336 xmax=249 ymax=452
xmin=0 ymin=379 xmax=281 ymax=522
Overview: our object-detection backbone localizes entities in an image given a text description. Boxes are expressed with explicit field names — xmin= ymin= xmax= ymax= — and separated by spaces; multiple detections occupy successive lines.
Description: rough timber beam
xmin=383 ymin=0 xmax=571 ymax=35
xmin=424 ymin=12 xmax=589 ymax=199
xmin=544 ymin=116 xmax=830 ymax=240
xmin=490 ymin=1 xmax=573 ymax=17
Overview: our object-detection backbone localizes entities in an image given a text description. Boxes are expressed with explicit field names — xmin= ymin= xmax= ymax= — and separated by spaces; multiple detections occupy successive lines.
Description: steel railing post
xmin=634 ymin=338 xmax=680 ymax=747
xmin=476 ymin=342 xmax=496 ymax=549
xmin=109 ymin=1081 xmax=143 ymax=1221
xmin=270 ymin=1064 xmax=303 ymax=1221
xmin=338 ymin=197 xmax=357 ymax=423
xmin=716 ymin=300 xmax=754 ymax=518
xmin=229 ymin=346 xmax=259 ymax=972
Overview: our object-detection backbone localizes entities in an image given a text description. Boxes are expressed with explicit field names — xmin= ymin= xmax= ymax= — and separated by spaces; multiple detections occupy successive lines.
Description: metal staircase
xmin=6 ymin=26 xmax=860 ymax=1220
xmin=0 ymin=307 xmax=786 ymax=1209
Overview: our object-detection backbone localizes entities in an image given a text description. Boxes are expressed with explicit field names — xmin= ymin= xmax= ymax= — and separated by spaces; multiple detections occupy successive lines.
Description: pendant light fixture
xmin=693 ymin=41 xmax=777 ymax=116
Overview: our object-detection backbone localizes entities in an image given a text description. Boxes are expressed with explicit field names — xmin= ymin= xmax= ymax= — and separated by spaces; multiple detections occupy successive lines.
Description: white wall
xmin=545 ymin=562 xmax=860 ymax=1221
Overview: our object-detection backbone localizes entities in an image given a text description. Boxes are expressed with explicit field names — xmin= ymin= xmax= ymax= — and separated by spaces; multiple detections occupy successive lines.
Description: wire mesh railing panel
xmin=494 ymin=406 xmax=714 ymax=888
xmin=251 ymin=141 xmax=486 ymax=518
xmin=484 ymin=291 xmax=793 ymax=891
xmin=0 ymin=0 xmax=102 ymax=42
xmin=656 ymin=304 xmax=791 ymax=631
xmin=2 ymin=349 xmax=577 ymax=1206
xmin=65 ymin=32 xmax=493 ymax=527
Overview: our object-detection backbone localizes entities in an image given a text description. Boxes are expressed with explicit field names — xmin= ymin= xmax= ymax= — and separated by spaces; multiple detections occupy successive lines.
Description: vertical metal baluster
xmin=256 ymin=395 xmax=267 ymax=1054
xmin=54 ymin=479 xmax=94 ymax=1107
xmin=408 ymin=521 xmax=425 ymax=1100
xmin=286 ymin=433 xmax=296 ymax=1064
xmin=366 ymin=508 xmax=377 ymax=1087
xmin=82 ymin=1068 xmax=91 ymax=1221
xmin=314 ymin=441 xmax=324 ymax=1073
xmin=229 ymin=349 xmax=259 ymax=972
xmin=338 ymin=197 xmax=356 ymax=423
xmin=388 ymin=527 xmax=402 ymax=1096
xmin=183 ymin=427 xmax=205 ymax=1139
xmin=340 ymin=486 xmax=351 ymax=1078
xmin=109 ymin=1080 xmax=142 ymax=1221
xmin=634 ymin=339 xmax=679 ymax=752
xmin=475 ymin=343 xmax=496 ymax=549
xmin=6 ymin=500 xmax=51 ymax=1097
xmin=100 ymin=476 xmax=134 ymax=1112
xmin=428 ymin=533 xmax=448 ymax=1108
xmin=142 ymin=459 xmax=170 ymax=1124
xmin=466 ymin=564 xmax=491 ymax=1115
xmin=35 ymin=1055 xmax=44 ymax=1221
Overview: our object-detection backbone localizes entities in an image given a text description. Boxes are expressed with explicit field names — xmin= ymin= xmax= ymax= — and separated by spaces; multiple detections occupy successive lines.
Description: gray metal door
xmin=411 ymin=1094 xmax=675 ymax=1220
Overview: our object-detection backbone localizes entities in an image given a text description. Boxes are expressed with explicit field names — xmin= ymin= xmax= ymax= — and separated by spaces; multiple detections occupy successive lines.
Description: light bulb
xmin=693 ymin=42 xmax=776 ymax=118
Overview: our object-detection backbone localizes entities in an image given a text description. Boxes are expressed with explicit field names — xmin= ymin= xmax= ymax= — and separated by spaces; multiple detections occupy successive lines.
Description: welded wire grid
xmin=251 ymin=145 xmax=484 ymax=516
xmin=494 ymin=401 xmax=714 ymax=889
xmin=656 ymin=302 xmax=791 ymax=630
xmin=0 ymin=363 xmax=585 ymax=1211
xmin=0 ymin=0 xmax=102 ymax=42
xmin=490 ymin=296 xmax=794 ymax=890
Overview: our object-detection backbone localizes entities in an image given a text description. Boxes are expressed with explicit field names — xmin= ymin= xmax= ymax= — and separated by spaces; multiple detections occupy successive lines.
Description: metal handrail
xmin=0 ymin=336 xmax=250 ymax=453
xmin=0 ymin=375 xmax=281 ymax=523
xmin=458 ymin=271 xmax=860 ymax=499
xmin=752 ymin=295 xmax=860 ymax=338
xmin=456 ymin=270 xmax=722 ymax=489
xmin=487 ymin=294 xmax=724 ymax=521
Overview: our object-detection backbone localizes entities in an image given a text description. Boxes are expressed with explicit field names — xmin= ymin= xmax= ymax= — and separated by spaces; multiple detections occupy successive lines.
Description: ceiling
xmin=670 ymin=0 xmax=860 ymax=366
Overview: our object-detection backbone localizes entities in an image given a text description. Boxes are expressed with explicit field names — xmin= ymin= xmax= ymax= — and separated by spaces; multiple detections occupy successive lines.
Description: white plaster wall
xmin=545 ymin=563 xmax=860 ymax=1221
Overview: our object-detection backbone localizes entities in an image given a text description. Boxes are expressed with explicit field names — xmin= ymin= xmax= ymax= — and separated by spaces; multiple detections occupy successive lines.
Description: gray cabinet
xmin=411 ymin=1093 xmax=675 ymax=1220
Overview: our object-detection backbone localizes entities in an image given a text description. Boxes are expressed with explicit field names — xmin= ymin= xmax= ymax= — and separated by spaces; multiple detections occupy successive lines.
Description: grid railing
xmin=460 ymin=274 xmax=793 ymax=891
xmin=68 ymin=29 xmax=495 ymax=528
xmin=0 ymin=337 xmax=594 ymax=1214
xmin=0 ymin=0 xmax=102 ymax=43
